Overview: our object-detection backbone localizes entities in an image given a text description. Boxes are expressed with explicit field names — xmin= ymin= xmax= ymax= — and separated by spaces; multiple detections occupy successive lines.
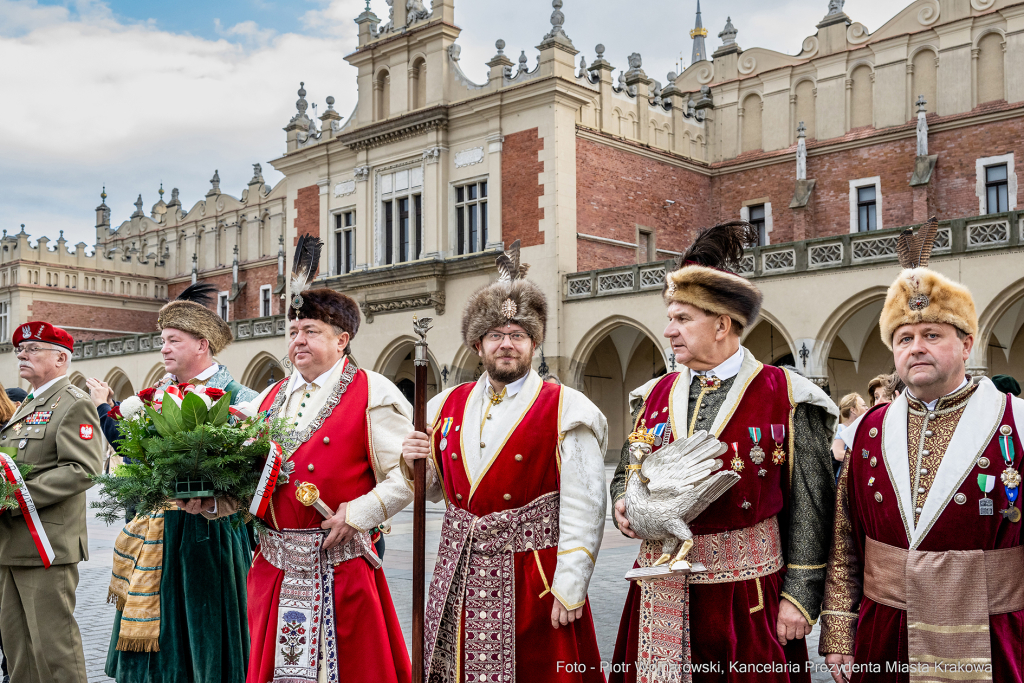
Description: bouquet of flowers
xmin=0 ymin=460 xmax=33 ymax=511
xmin=90 ymin=383 xmax=289 ymax=525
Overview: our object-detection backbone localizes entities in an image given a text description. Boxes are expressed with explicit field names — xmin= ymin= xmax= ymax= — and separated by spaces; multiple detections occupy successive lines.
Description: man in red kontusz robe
xmin=608 ymin=222 xmax=839 ymax=683
xmin=402 ymin=241 xmax=608 ymax=683
xmin=243 ymin=282 xmax=414 ymax=683
xmin=820 ymin=225 xmax=1024 ymax=682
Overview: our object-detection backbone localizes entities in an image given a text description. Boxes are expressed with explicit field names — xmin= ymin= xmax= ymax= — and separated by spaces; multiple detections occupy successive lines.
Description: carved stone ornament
xmin=627 ymin=53 xmax=642 ymax=70
xmin=334 ymin=180 xmax=356 ymax=197
xmin=827 ymin=0 xmax=845 ymax=16
xmin=362 ymin=292 xmax=445 ymax=323
xmin=454 ymin=147 xmax=485 ymax=168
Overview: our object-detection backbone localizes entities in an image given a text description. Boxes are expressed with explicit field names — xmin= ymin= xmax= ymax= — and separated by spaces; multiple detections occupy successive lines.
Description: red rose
xmin=108 ymin=405 xmax=123 ymax=420
xmin=204 ymin=387 xmax=226 ymax=402
xmin=137 ymin=387 xmax=157 ymax=403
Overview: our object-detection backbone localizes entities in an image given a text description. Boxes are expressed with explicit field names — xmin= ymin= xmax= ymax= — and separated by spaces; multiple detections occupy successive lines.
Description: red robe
xmin=611 ymin=366 xmax=811 ymax=683
xmin=836 ymin=394 xmax=1024 ymax=682
xmin=427 ymin=380 xmax=604 ymax=683
xmin=246 ymin=370 xmax=411 ymax=683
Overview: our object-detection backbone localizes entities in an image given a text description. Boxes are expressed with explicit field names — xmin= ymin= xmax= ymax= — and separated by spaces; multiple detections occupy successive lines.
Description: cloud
xmin=0 ymin=0 xmax=359 ymax=244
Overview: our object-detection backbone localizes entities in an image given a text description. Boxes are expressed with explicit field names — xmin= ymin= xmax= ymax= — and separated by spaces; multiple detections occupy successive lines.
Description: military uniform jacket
xmin=0 ymin=377 xmax=104 ymax=566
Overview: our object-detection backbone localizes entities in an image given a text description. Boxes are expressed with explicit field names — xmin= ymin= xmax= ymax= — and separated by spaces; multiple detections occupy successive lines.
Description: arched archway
xmin=977 ymin=277 xmax=1024 ymax=380
xmin=448 ymin=344 xmax=483 ymax=388
xmin=373 ymin=336 xmax=443 ymax=405
xmin=571 ymin=317 xmax=667 ymax=461
xmin=816 ymin=288 xmax=893 ymax=400
xmin=742 ymin=309 xmax=795 ymax=367
xmin=142 ymin=362 xmax=167 ymax=390
xmin=67 ymin=371 xmax=88 ymax=391
xmin=104 ymin=368 xmax=135 ymax=401
xmin=240 ymin=352 xmax=286 ymax=391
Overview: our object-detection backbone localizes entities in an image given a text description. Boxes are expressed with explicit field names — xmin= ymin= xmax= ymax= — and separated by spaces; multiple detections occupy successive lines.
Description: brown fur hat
xmin=665 ymin=266 xmax=763 ymax=330
xmin=157 ymin=300 xmax=234 ymax=355
xmin=879 ymin=268 xmax=978 ymax=349
xmin=462 ymin=279 xmax=547 ymax=349
xmin=288 ymin=288 xmax=361 ymax=338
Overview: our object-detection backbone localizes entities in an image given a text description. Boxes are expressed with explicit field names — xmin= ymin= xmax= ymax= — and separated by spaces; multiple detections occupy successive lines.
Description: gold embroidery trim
xmin=781 ymin=591 xmax=817 ymax=625
xmin=688 ymin=379 xmax=723 ymax=437
xmin=372 ymin=490 xmax=388 ymax=521
xmin=534 ymin=549 xmax=552 ymax=598
xmin=712 ymin=360 xmax=764 ymax=438
xmin=557 ymin=546 xmax=596 ymax=564
xmin=551 ymin=587 xmax=585 ymax=611
xmin=907 ymin=623 xmax=990 ymax=634
xmin=467 ymin=378 xmax=543 ymax=505
xmin=749 ymin=576 xmax=764 ymax=614
xmin=787 ymin=563 xmax=827 ymax=570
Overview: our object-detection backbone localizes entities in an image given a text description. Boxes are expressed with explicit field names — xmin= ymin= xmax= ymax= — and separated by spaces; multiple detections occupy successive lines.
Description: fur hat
xmin=461 ymin=241 xmax=547 ymax=348
xmin=288 ymin=288 xmax=361 ymax=339
xmin=878 ymin=218 xmax=978 ymax=349
xmin=157 ymin=283 xmax=233 ymax=355
xmin=665 ymin=221 xmax=763 ymax=330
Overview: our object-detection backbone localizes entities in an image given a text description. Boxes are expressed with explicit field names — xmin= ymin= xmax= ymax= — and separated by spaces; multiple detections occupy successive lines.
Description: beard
xmin=482 ymin=349 xmax=533 ymax=384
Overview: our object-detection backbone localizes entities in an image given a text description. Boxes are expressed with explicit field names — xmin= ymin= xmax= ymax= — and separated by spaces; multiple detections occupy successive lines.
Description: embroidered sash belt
xmin=258 ymin=528 xmax=379 ymax=683
xmin=423 ymin=491 xmax=561 ymax=683
xmin=864 ymin=537 xmax=1024 ymax=683
xmin=635 ymin=516 xmax=784 ymax=683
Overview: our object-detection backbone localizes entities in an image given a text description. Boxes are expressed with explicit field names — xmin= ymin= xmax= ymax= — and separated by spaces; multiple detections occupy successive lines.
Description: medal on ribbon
xmin=730 ymin=442 xmax=745 ymax=473
xmin=747 ymin=427 xmax=765 ymax=465
xmin=978 ymin=473 xmax=996 ymax=516
xmin=770 ymin=424 xmax=786 ymax=465
xmin=652 ymin=422 xmax=667 ymax=447
xmin=998 ymin=435 xmax=1020 ymax=522
xmin=439 ymin=417 xmax=453 ymax=453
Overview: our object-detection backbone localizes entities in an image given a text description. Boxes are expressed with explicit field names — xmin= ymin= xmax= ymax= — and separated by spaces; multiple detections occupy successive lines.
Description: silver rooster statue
xmin=623 ymin=420 xmax=741 ymax=580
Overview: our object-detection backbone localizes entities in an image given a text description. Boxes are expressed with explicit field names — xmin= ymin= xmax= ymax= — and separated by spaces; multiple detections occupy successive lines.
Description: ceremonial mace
xmin=411 ymin=315 xmax=432 ymax=683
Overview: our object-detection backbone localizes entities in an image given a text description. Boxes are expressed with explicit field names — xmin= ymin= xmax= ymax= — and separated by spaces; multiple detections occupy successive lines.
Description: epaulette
xmin=65 ymin=385 xmax=88 ymax=401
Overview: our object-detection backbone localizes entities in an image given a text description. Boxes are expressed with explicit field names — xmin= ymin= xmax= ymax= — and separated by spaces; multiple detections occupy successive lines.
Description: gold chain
xmin=480 ymin=386 xmax=507 ymax=431
xmin=687 ymin=375 xmax=723 ymax=437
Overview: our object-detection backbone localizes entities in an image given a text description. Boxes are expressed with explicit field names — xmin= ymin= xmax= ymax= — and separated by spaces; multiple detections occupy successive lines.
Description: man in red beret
xmin=0 ymin=322 xmax=104 ymax=683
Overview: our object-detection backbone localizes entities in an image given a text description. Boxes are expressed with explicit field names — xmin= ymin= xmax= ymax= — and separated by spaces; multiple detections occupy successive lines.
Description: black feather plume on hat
xmin=290 ymin=234 xmax=323 ymax=310
xmin=175 ymin=282 xmax=218 ymax=305
xmin=675 ymin=220 xmax=758 ymax=273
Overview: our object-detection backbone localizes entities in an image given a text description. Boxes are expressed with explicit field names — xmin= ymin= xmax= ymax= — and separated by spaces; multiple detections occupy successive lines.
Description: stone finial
xmin=518 ymin=50 xmax=528 ymax=72
xmin=827 ymin=0 xmax=845 ymax=16
xmin=595 ymin=44 xmax=605 ymax=60
xmin=916 ymin=96 xmax=929 ymax=156
xmin=540 ymin=0 xmax=574 ymax=49
xmin=667 ymin=71 xmax=678 ymax=81
xmin=627 ymin=53 xmax=642 ymax=70
xmin=296 ymin=83 xmax=307 ymax=116
xmin=579 ymin=55 xmax=587 ymax=76
xmin=797 ymin=121 xmax=807 ymax=138
xmin=496 ymin=39 xmax=505 ymax=56
xmin=916 ymin=94 xmax=927 ymax=113
xmin=251 ymin=163 xmax=264 ymax=184
xmin=449 ymin=44 xmax=462 ymax=62
xmin=233 ymin=243 xmax=239 ymax=259
xmin=617 ymin=71 xmax=626 ymax=89
xmin=796 ymin=122 xmax=807 ymax=181
xmin=59 ymin=230 xmax=64 ymax=241
xmin=169 ymin=187 xmax=180 ymax=206
xmin=133 ymin=194 xmax=144 ymax=217
xmin=326 ymin=95 xmax=335 ymax=111
xmin=158 ymin=182 xmax=164 ymax=199
xmin=719 ymin=17 xmax=737 ymax=46
xmin=99 ymin=186 xmax=108 ymax=206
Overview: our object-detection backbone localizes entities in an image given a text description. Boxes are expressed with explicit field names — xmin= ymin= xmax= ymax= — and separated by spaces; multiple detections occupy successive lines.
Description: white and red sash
xmin=249 ymin=441 xmax=283 ymax=519
xmin=1 ymin=453 xmax=55 ymax=567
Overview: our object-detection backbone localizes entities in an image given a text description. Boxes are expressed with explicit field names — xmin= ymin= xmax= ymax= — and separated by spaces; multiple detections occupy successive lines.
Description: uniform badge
xmin=978 ymin=473 xmax=996 ymax=516
xmin=12 ymin=422 xmax=24 ymax=436
xmin=25 ymin=411 xmax=52 ymax=425
xmin=79 ymin=424 xmax=94 ymax=440
xmin=439 ymin=418 xmax=453 ymax=452
xmin=18 ymin=439 xmax=27 ymax=449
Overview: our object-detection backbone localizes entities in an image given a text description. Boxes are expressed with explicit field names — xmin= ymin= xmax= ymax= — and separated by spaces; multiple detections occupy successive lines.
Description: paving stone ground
xmin=5 ymin=468 xmax=832 ymax=682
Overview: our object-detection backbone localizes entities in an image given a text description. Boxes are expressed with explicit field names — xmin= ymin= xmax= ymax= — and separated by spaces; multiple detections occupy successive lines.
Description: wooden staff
xmin=411 ymin=315 xmax=432 ymax=683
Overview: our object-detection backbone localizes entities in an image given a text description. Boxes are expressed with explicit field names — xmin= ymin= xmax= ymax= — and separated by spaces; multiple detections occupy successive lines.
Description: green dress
xmin=106 ymin=369 xmax=258 ymax=683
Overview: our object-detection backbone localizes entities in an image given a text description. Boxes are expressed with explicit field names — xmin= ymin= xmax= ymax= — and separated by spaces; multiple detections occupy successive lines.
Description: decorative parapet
xmin=564 ymin=211 xmax=1021 ymax=300
xmin=14 ymin=315 xmax=290 ymax=359
xmin=337 ymin=107 xmax=448 ymax=151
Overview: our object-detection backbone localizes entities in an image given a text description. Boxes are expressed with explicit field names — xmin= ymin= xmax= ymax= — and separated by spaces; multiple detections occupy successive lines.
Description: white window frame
xmin=332 ymin=209 xmax=357 ymax=275
xmin=375 ymin=165 xmax=425 ymax=266
xmin=740 ymin=201 xmax=773 ymax=245
xmin=218 ymin=291 xmax=229 ymax=321
xmin=259 ymin=285 xmax=272 ymax=317
xmin=451 ymin=175 xmax=490 ymax=257
xmin=975 ymin=153 xmax=1017 ymax=215
xmin=0 ymin=301 xmax=9 ymax=342
xmin=849 ymin=177 xmax=882 ymax=233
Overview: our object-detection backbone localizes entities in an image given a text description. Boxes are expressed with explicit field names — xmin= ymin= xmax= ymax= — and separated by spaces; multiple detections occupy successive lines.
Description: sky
xmin=0 ymin=0 xmax=899 ymax=246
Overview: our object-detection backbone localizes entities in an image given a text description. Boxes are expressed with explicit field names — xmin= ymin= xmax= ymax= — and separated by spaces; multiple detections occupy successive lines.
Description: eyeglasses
xmin=483 ymin=332 xmax=530 ymax=344
xmin=15 ymin=345 xmax=60 ymax=356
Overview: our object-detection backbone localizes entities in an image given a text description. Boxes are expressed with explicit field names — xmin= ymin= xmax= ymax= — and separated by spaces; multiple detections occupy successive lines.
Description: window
xmin=848 ymin=177 xmax=882 ymax=233
xmin=334 ymin=211 xmax=356 ymax=275
xmin=857 ymin=186 xmax=877 ymax=232
xmin=260 ymin=285 xmax=272 ymax=317
xmin=748 ymin=205 xmax=767 ymax=245
xmin=986 ymin=164 xmax=1009 ymax=214
xmin=455 ymin=180 xmax=488 ymax=255
xmin=218 ymin=292 xmax=229 ymax=321
xmin=637 ymin=229 xmax=654 ymax=264
xmin=0 ymin=301 xmax=8 ymax=342
xmin=378 ymin=168 xmax=424 ymax=265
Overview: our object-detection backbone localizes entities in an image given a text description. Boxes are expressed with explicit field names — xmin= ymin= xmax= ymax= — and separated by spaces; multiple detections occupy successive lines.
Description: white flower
xmin=120 ymin=396 xmax=146 ymax=420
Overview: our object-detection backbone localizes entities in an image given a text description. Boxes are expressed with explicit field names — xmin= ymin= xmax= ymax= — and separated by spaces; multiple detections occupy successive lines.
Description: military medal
xmin=978 ymin=473 xmax=996 ymax=516
xmin=770 ymin=424 xmax=786 ymax=465
xmin=439 ymin=417 xmax=453 ymax=453
xmin=12 ymin=422 xmax=23 ymax=436
xmin=747 ymin=427 xmax=765 ymax=465
xmin=652 ymin=422 xmax=668 ymax=447
xmin=998 ymin=435 xmax=1020 ymax=522
xmin=758 ymin=468 xmax=767 ymax=477
xmin=730 ymin=442 xmax=745 ymax=472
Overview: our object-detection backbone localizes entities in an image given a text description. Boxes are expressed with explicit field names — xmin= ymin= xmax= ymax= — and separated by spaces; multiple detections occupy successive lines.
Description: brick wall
xmin=575 ymin=136 xmax=713 ymax=271
xmin=28 ymin=300 xmax=158 ymax=340
xmin=166 ymin=262 xmax=278 ymax=321
xmin=295 ymin=185 xmax=321 ymax=245
xmin=502 ymin=129 xmax=545 ymax=247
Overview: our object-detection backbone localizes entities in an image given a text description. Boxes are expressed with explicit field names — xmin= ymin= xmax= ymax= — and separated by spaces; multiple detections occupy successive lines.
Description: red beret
xmin=12 ymin=321 xmax=74 ymax=352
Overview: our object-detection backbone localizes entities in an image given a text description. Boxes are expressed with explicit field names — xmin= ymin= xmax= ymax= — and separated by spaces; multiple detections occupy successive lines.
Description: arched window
xmin=794 ymin=80 xmax=816 ymax=139
xmin=411 ymin=58 xmax=427 ymax=110
xmin=911 ymin=49 xmax=937 ymax=116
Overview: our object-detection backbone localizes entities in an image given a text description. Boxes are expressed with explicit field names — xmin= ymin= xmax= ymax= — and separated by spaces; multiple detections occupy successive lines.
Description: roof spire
xmin=689 ymin=0 xmax=708 ymax=66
